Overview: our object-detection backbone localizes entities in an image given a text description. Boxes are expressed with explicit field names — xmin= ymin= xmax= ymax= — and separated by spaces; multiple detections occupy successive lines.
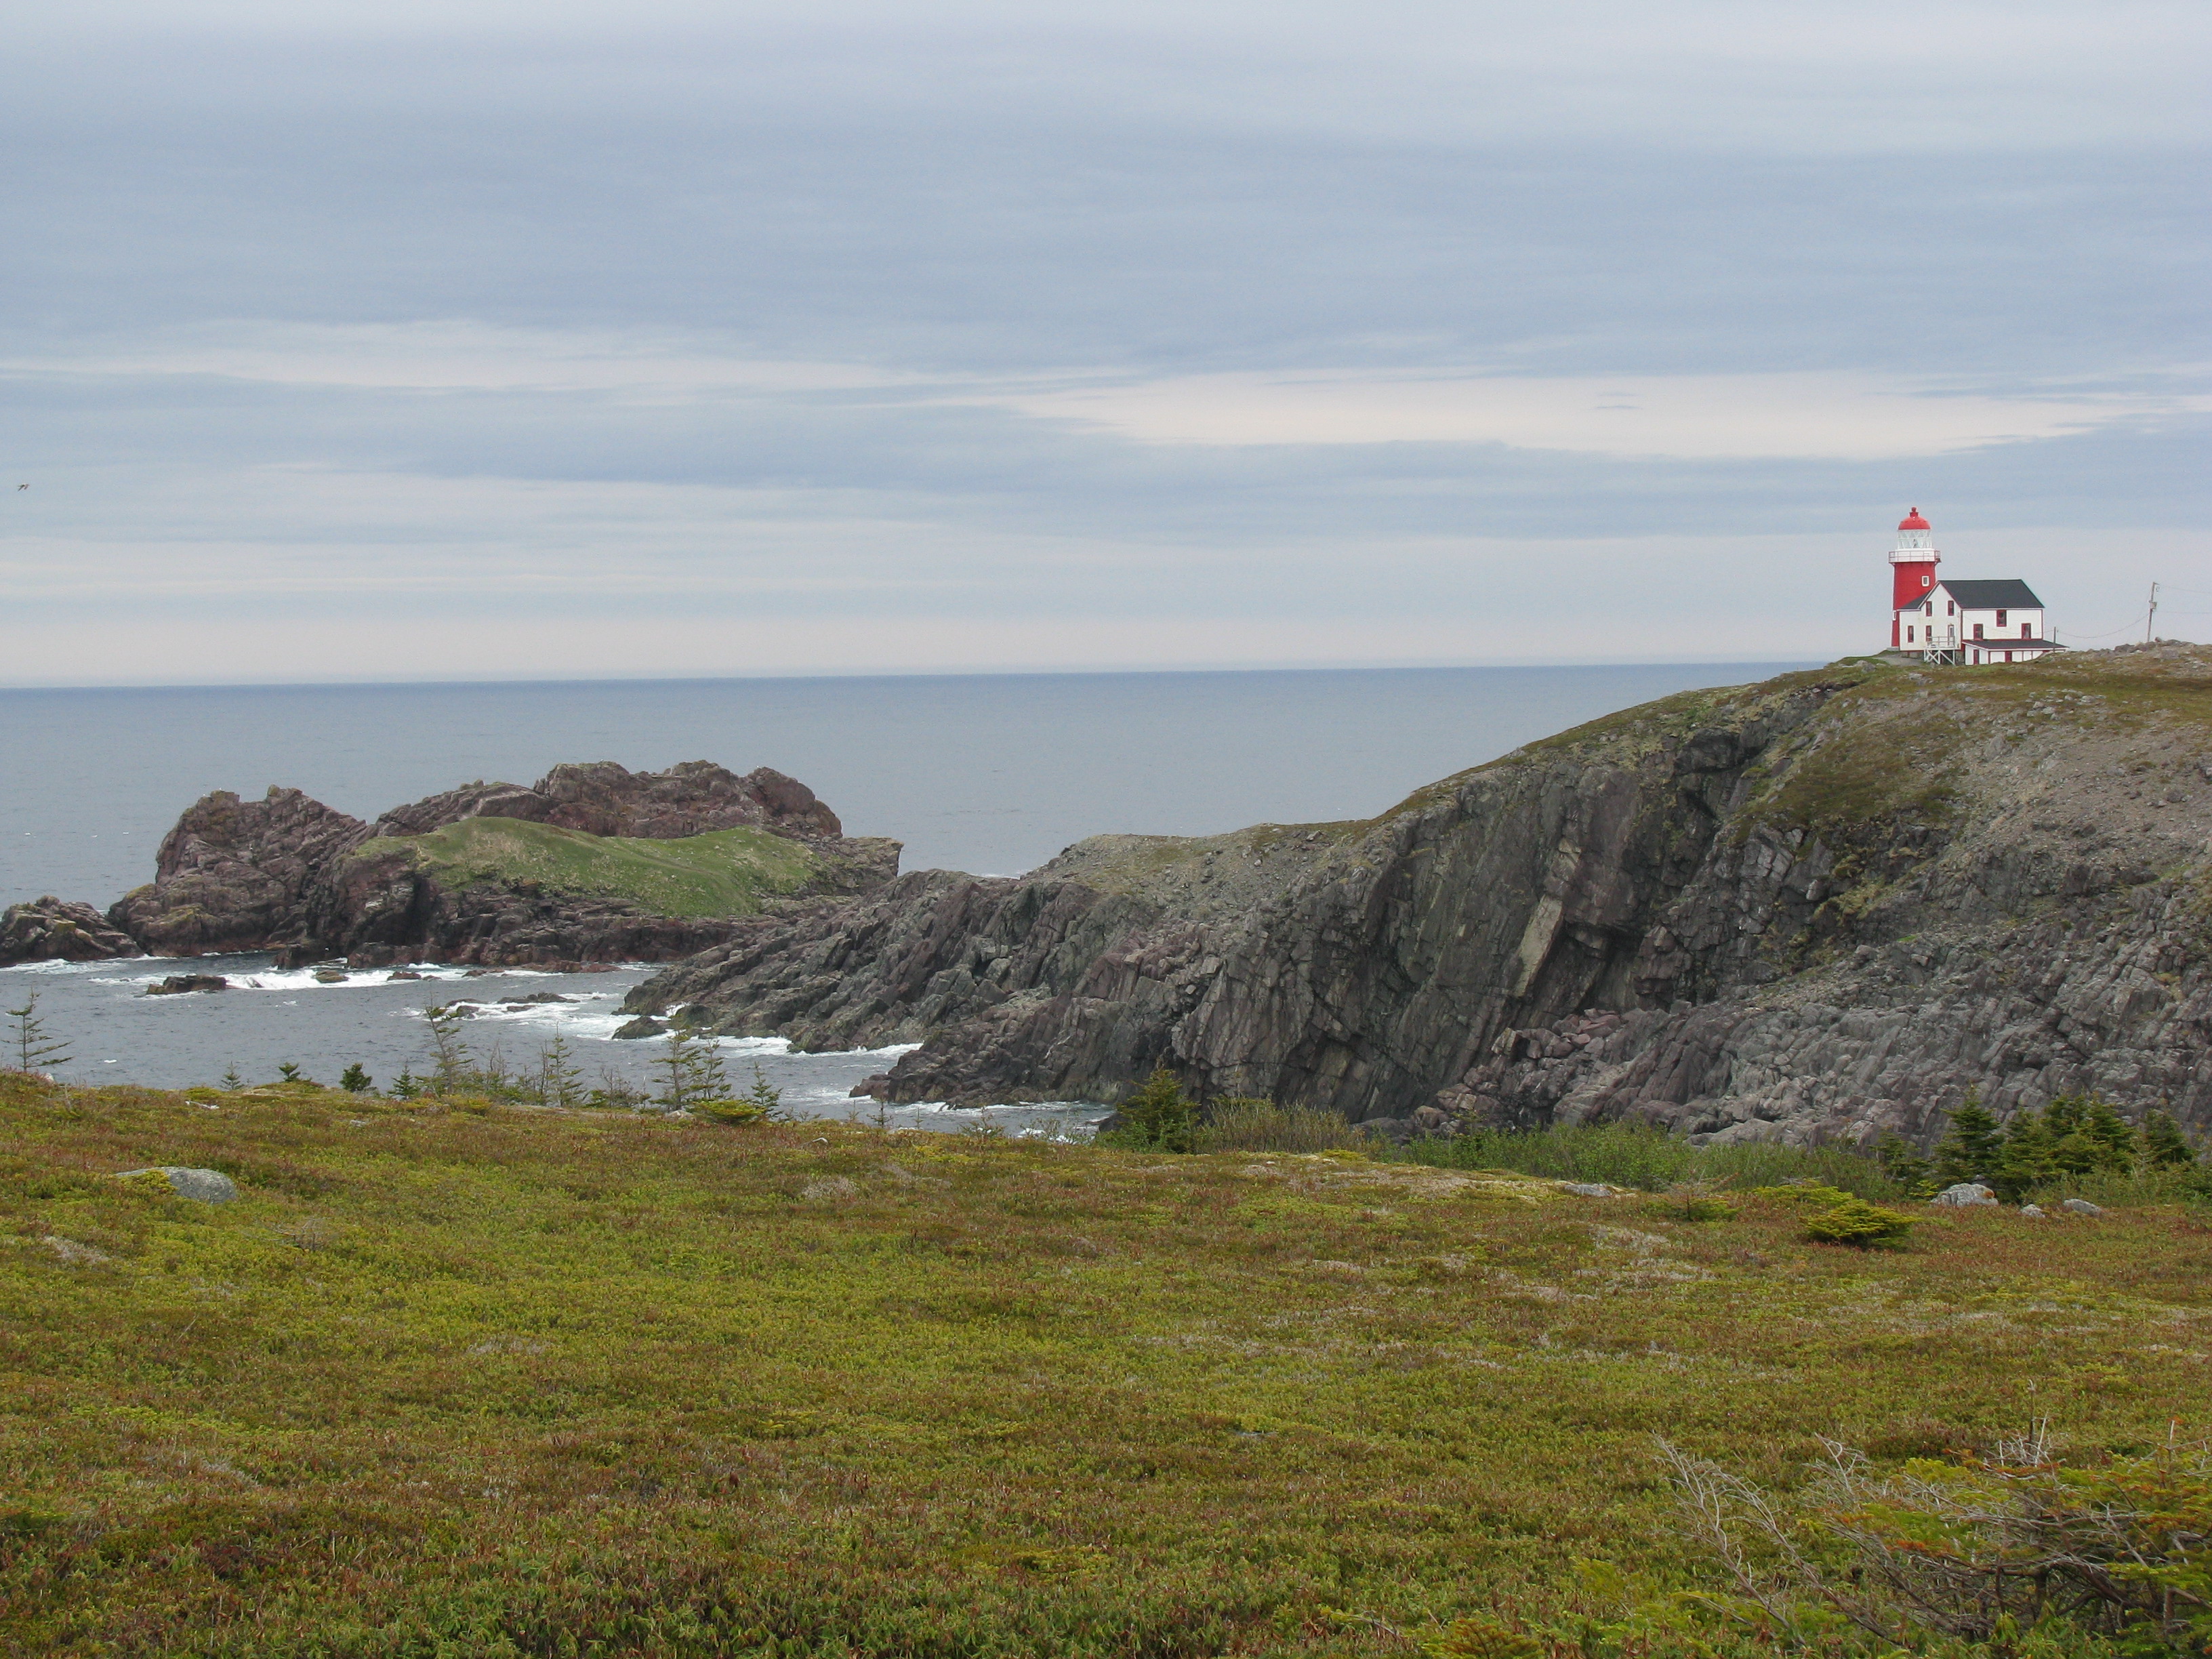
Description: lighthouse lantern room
xmin=1884 ymin=508 xmax=2061 ymax=667
xmin=1889 ymin=509 xmax=1939 ymax=617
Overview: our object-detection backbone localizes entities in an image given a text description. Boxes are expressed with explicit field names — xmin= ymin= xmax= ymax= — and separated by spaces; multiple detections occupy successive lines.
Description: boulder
xmin=0 ymin=897 xmax=140 ymax=966
xmin=1561 ymin=1183 xmax=1617 ymax=1197
xmin=2018 ymin=1204 xmax=2048 ymax=1218
xmin=117 ymin=1167 xmax=238 ymax=1203
xmin=1930 ymin=1183 xmax=1999 ymax=1207
xmin=2061 ymin=1197 xmax=2106 ymax=1216
xmin=613 ymin=1015 xmax=666 ymax=1040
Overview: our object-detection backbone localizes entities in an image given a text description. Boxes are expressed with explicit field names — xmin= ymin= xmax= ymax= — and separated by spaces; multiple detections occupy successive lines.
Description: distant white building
xmin=1885 ymin=508 xmax=2061 ymax=665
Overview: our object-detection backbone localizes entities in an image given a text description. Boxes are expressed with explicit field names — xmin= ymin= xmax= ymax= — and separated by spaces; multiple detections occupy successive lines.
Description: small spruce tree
xmin=2043 ymin=1092 xmax=2087 ymax=1141
xmin=1101 ymin=1065 xmax=1199 ymax=1153
xmin=744 ymin=1063 xmax=782 ymax=1119
xmin=6 ymin=989 xmax=70 ymax=1074
xmin=339 ymin=1063 xmax=372 ymax=1093
xmin=1875 ymin=1133 xmax=1936 ymax=1197
xmin=2142 ymin=1109 xmax=2198 ymax=1169
xmin=1996 ymin=1109 xmax=2060 ymax=1202
xmin=2083 ymin=1099 xmax=2139 ymax=1169
xmin=533 ymin=1035 xmax=587 ymax=1109
xmin=1931 ymin=1092 xmax=2003 ymax=1187
xmin=655 ymin=1027 xmax=729 ymax=1111
xmin=422 ymin=1005 xmax=473 ymax=1095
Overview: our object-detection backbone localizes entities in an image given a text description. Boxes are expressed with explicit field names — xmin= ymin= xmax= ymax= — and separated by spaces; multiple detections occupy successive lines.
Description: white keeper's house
xmin=1885 ymin=508 xmax=2061 ymax=666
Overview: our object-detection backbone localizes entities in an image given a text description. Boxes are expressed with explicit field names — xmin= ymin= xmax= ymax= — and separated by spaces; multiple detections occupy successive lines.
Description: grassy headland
xmin=352 ymin=819 xmax=826 ymax=917
xmin=4 ymin=1072 xmax=2208 ymax=1655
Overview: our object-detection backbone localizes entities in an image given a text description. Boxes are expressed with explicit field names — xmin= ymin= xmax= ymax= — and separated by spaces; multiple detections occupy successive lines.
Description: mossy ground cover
xmin=4 ymin=1071 xmax=2209 ymax=1656
xmin=359 ymin=819 xmax=825 ymax=917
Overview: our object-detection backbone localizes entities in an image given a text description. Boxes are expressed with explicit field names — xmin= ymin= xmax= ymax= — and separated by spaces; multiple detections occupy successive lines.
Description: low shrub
xmin=1661 ymin=1427 xmax=2212 ymax=1652
xmin=692 ymin=1098 xmax=771 ymax=1125
xmin=1193 ymin=1098 xmax=1366 ymax=1153
xmin=1801 ymin=1196 xmax=1917 ymax=1248
xmin=1094 ymin=1066 xmax=1200 ymax=1152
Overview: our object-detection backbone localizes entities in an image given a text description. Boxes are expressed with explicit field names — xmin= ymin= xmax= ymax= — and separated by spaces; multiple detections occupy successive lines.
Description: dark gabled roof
xmin=1939 ymin=578 xmax=2044 ymax=610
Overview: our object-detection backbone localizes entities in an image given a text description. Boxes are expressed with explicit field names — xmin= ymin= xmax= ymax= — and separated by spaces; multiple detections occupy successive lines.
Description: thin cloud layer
xmin=1 ymin=1 xmax=2205 ymax=684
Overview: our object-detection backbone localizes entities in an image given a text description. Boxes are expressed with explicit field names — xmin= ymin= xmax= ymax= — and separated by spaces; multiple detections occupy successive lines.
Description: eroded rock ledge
xmin=629 ymin=645 xmax=2212 ymax=1145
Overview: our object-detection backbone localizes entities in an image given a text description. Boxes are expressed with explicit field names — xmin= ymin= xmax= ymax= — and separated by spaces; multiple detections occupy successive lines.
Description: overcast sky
xmin=3 ymin=0 xmax=2206 ymax=684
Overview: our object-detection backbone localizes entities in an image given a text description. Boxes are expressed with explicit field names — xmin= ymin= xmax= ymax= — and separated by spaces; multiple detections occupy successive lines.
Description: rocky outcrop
xmin=630 ymin=646 xmax=2212 ymax=1143
xmin=99 ymin=761 xmax=897 ymax=968
xmin=371 ymin=760 xmax=841 ymax=840
xmin=110 ymin=788 xmax=373 ymax=956
xmin=0 ymin=896 xmax=142 ymax=965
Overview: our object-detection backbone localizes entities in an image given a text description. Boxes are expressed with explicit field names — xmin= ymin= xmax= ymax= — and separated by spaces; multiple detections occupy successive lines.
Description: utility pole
xmin=2146 ymin=582 xmax=2159 ymax=643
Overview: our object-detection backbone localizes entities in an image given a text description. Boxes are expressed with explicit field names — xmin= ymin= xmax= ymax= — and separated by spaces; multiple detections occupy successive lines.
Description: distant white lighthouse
xmin=1883 ymin=508 xmax=2062 ymax=665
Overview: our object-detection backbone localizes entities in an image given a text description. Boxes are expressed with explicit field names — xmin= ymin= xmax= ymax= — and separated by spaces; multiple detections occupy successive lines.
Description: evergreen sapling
xmin=1931 ymin=1092 xmax=2003 ymax=1188
xmin=5 ymin=989 xmax=70 ymax=1074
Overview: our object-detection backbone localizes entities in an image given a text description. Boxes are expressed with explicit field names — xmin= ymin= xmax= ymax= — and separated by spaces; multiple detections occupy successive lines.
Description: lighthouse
xmin=1888 ymin=508 xmax=1938 ymax=643
xmin=1883 ymin=507 xmax=2062 ymax=665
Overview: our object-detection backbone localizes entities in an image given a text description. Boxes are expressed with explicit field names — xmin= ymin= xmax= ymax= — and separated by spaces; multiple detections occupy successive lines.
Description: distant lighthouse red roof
xmin=1899 ymin=508 xmax=1931 ymax=531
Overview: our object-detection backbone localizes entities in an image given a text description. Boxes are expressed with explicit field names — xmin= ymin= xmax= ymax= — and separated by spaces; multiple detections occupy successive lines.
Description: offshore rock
xmin=97 ymin=761 xmax=897 ymax=968
xmin=632 ymin=645 xmax=2212 ymax=1140
xmin=0 ymin=896 xmax=141 ymax=966
xmin=112 ymin=788 xmax=371 ymax=956
xmin=146 ymin=975 xmax=230 ymax=996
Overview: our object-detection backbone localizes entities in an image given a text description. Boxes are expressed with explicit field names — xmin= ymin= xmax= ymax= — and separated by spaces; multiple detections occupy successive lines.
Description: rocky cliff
xmin=102 ymin=761 xmax=897 ymax=968
xmin=628 ymin=646 xmax=2212 ymax=1144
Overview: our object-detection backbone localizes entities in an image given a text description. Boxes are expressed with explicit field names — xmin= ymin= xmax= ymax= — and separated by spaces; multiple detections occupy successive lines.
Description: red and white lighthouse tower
xmin=1888 ymin=508 xmax=1939 ymax=647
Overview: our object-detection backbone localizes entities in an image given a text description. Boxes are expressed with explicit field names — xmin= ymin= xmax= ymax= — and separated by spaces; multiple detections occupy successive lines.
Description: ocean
xmin=2 ymin=663 xmax=1809 ymax=1120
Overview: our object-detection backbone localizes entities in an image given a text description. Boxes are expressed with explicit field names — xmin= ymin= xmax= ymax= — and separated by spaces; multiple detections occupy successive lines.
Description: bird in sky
xmin=14 ymin=484 xmax=24 ymax=491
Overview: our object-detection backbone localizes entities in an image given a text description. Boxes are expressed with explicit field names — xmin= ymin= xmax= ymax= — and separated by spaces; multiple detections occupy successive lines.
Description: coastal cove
xmin=2 ymin=954 xmax=1096 ymax=1134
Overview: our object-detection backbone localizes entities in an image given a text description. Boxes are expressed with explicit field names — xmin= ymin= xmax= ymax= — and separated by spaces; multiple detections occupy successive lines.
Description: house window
xmin=1946 ymin=601 xmax=1955 ymax=615
xmin=1923 ymin=601 xmax=1933 ymax=615
xmin=1973 ymin=623 xmax=1984 ymax=639
xmin=1906 ymin=626 xmax=1914 ymax=642
xmin=1922 ymin=573 xmax=1931 ymax=588
xmin=1996 ymin=609 xmax=2008 ymax=627
xmin=2021 ymin=622 xmax=2032 ymax=638
xmin=2005 ymin=651 xmax=2013 ymax=662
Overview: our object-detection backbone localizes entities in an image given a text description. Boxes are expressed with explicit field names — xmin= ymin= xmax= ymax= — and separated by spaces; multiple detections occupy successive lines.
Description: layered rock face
xmin=102 ymin=762 xmax=895 ymax=968
xmin=111 ymin=788 xmax=373 ymax=956
xmin=0 ymin=897 xmax=142 ymax=966
xmin=630 ymin=647 xmax=2212 ymax=1143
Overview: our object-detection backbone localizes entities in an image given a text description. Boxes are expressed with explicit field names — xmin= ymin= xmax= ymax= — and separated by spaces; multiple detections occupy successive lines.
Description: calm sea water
xmin=1 ymin=663 xmax=1807 ymax=1115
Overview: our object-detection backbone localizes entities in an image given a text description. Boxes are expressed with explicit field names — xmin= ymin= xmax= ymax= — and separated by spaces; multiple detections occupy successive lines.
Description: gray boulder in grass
xmin=1929 ymin=1182 xmax=1999 ymax=1207
xmin=117 ymin=1167 xmax=239 ymax=1203
xmin=2061 ymin=1197 xmax=2106 ymax=1216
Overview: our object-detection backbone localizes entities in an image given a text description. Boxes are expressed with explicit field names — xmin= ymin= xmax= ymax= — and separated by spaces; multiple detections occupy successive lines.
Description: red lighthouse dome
xmin=1888 ymin=506 xmax=1940 ymax=624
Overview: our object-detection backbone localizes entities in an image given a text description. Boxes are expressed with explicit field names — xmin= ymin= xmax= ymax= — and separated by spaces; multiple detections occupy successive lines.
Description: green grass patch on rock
xmin=358 ymin=817 xmax=825 ymax=917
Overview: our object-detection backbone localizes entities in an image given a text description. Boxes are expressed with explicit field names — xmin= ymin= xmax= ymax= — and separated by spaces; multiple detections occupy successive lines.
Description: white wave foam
xmin=3 ymin=956 xmax=147 ymax=977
